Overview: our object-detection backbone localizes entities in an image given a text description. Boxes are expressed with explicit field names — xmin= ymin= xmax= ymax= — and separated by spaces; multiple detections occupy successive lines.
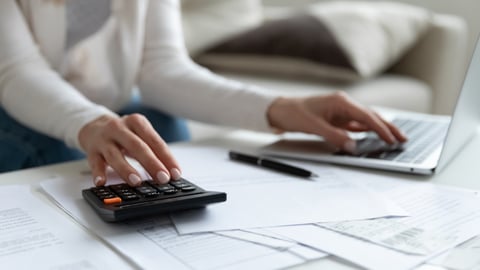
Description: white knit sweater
xmin=0 ymin=0 xmax=276 ymax=150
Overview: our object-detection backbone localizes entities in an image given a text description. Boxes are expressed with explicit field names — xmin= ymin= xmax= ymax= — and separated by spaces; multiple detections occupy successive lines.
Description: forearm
xmin=139 ymin=56 xmax=276 ymax=132
xmin=137 ymin=0 xmax=277 ymax=132
xmin=1 ymin=56 xmax=115 ymax=149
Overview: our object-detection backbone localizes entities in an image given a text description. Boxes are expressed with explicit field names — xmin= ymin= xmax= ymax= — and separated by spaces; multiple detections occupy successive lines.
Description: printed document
xmin=41 ymin=177 xmax=325 ymax=270
xmin=168 ymin=146 xmax=407 ymax=234
xmin=216 ymin=229 xmax=327 ymax=260
xmin=319 ymin=184 xmax=480 ymax=255
xmin=0 ymin=185 xmax=129 ymax=270
xmin=268 ymin=174 xmax=480 ymax=270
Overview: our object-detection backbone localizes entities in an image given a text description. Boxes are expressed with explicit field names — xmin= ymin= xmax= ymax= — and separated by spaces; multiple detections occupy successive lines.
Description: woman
xmin=0 ymin=0 xmax=406 ymax=186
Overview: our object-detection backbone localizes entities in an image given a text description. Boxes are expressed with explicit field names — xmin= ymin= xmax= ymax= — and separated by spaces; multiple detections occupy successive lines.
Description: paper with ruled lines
xmin=168 ymin=146 xmax=407 ymax=234
xmin=0 ymin=185 xmax=130 ymax=270
xmin=40 ymin=175 xmax=324 ymax=270
xmin=269 ymin=174 xmax=480 ymax=270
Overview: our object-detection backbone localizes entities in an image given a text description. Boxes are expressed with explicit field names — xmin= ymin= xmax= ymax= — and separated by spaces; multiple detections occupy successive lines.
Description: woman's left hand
xmin=266 ymin=92 xmax=408 ymax=153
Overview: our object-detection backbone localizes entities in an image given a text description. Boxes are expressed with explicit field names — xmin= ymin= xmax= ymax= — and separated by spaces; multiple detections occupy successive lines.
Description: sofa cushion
xmin=216 ymin=71 xmax=432 ymax=113
xmin=197 ymin=1 xmax=432 ymax=81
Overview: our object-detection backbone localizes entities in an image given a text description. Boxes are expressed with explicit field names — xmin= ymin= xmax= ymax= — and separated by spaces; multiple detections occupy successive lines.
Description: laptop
xmin=260 ymin=38 xmax=480 ymax=175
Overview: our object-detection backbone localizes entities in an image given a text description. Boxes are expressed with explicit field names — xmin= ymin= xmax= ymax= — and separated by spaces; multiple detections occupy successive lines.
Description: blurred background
xmin=264 ymin=0 xmax=480 ymax=56
xmin=183 ymin=0 xmax=479 ymax=138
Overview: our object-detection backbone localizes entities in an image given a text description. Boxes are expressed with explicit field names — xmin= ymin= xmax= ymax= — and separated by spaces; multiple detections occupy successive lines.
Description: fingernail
xmin=94 ymin=176 xmax=103 ymax=186
xmin=344 ymin=140 xmax=356 ymax=153
xmin=157 ymin=171 xmax=170 ymax=184
xmin=128 ymin=174 xmax=142 ymax=186
xmin=170 ymin=168 xmax=182 ymax=180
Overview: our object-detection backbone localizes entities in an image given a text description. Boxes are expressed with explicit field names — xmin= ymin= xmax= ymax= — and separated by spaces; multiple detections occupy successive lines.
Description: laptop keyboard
xmin=337 ymin=118 xmax=450 ymax=164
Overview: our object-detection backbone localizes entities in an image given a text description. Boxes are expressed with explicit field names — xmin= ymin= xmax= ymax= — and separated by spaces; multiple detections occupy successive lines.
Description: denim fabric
xmin=0 ymin=102 xmax=190 ymax=173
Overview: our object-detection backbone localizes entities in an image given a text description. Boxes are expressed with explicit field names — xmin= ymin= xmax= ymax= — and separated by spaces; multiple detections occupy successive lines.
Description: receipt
xmin=318 ymin=184 xmax=480 ymax=256
xmin=320 ymin=218 xmax=450 ymax=255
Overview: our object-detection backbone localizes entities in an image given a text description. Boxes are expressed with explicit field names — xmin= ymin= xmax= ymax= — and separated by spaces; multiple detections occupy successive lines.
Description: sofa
xmin=180 ymin=1 xmax=469 ymax=140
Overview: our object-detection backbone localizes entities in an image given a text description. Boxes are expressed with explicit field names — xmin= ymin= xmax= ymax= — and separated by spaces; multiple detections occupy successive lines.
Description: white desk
xmin=1 ymin=129 xmax=479 ymax=270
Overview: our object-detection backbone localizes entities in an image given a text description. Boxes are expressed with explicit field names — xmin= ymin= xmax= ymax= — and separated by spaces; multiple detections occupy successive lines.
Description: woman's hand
xmin=78 ymin=114 xmax=181 ymax=187
xmin=267 ymin=92 xmax=407 ymax=153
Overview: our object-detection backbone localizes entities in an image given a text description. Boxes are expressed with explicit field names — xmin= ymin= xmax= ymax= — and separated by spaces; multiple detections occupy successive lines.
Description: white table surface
xmin=1 ymin=129 xmax=479 ymax=270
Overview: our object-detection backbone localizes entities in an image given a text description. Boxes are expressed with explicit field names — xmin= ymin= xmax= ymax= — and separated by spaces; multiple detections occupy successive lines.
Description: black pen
xmin=228 ymin=151 xmax=318 ymax=178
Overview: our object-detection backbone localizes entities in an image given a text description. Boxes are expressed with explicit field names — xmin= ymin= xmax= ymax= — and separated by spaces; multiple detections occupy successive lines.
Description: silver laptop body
xmin=261 ymin=38 xmax=480 ymax=175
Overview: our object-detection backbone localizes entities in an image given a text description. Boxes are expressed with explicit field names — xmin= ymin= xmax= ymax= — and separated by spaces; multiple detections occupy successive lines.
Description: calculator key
xmin=103 ymin=197 xmax=122 ymax=205
xmin=162 ymin=189 xmax=178 ymax=195
xmin=180 ymin=186 xmax=196 ymax=192
xmin=136 ymin=186 xmax=157 ymax=194
xmin=144 ymin=192 xmax=160 ymax=198
xmin=121 ymin=194 xmax=140 ymax=201
xmin=170 ymin=183 xmax=190 ymax=189
xmin=119 ymin=192 xmax=136 ymax=197
xmin=96 ymin=191 xmax=113 ymax=197
xmin=99 ymin=194 xmax=117 ymax=200
xmin=170 ymin=179 xmax=190 ymax=186
xmin=93 ymin=188 xmax=109 ymax=193
xmin=149 ymin=182 xmax=176 ymax=192
xmin=109 ymin=184 xmax=128 ymax=189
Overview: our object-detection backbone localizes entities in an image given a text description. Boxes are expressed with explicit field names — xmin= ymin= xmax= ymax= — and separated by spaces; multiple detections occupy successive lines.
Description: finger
xmin=342 ymin=104 xmax=397 ymax=144
xmin=313 ymin=119 xmax=356 ymax=153
xmin=374 ymin=113 xmax=408 ymax=142
xmin=115 ymin=129 xmax=172 ymax=184
xmin=114 ymin=114 xmax=170 ymax=184
xmin=101 ymin=143 xmax=143 ymax=186
xmin=125 ymin=114 xmax=182 ymax=181
xmin=343 ymin=121 xmax=369 ymax=132
xmin=88 ymin=154 xmax=107 ymax=186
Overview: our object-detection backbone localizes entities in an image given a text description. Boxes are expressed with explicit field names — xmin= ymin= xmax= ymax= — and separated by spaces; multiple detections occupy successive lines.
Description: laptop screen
xmin=436 ymin=37 xmax=480 ymax=172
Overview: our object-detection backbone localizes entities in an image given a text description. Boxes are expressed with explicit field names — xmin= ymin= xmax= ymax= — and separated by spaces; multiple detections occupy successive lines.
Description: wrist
xmin=267 ymin=97 xmax=297 ymax=134
xmin=78 ymin=114 xmax=117 ymax=151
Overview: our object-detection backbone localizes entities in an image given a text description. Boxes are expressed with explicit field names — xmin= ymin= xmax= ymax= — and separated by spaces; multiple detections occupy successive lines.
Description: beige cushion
xmin=216 ymin=71 xmax=432 ymax=113
xmin=197 ymin=1 xmax=432 ymax=81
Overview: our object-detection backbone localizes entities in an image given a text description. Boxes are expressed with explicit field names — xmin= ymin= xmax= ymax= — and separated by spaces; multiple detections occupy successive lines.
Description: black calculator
xmin=82 ymin=178 xmax=226 ymax=222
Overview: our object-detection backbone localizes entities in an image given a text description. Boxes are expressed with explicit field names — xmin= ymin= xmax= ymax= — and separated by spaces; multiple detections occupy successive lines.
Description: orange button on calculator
xmin=103 ymin=197 xmax=122 ymax=205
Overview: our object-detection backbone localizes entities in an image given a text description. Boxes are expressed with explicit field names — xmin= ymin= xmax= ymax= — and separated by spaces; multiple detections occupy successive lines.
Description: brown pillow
xmin=196 ymin=2 xmax=432 ymax=81
xmin=197 ymin=15 xmax=359 ymax=81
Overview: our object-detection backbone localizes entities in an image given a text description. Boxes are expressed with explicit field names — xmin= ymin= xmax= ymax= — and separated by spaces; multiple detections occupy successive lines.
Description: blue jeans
xmin=0 ymin=103 xmax=190 ymax=173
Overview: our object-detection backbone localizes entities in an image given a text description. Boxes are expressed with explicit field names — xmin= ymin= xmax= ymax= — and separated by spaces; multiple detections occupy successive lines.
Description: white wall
xmin=264 ymin=0 xmax=480 ymax=56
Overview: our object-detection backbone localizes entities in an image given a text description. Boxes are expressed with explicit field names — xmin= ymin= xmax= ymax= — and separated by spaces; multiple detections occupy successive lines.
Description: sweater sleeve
xmin=137 ymin=0 xmax=278 ymax=132
xmin=0 ymin=1 xmax=116 ymax=150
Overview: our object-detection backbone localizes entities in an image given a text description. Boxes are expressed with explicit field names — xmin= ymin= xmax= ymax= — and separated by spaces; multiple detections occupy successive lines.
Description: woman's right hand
xmin=78 ymin=114 xmax=182 ymax=187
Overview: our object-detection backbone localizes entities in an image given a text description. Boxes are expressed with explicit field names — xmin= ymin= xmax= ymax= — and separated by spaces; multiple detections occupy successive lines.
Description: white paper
xmin=321 ymin=174 xmax=480 ymax=254
xmin=288 ymin=245 xmax=329 ymax=261
xmin=124 ymin=217 xmax=304 ymax=270
xmin=0 ymin=185 xmax=130 ymax=270
xmin=414 ymin=265 xmax=448 ymax=270
xmin=270 ymin=224 xmax=429 ymax=270
xmin=216 ymin=229 xmax=328 ymax=260
xmin=269 ymin=180 xmax=480 ymax=270
xmin=319 ymin=185 xmax=480 ymax=255
xmin=215 ymin=230 xmax=295 ymax=249
xmin=428 ymin=235 xmax=480 ymax=270
xmin=40 ymin=177 xmax=314 ymax=270
xmin=168 ymin=146 xmax=407 ymax=234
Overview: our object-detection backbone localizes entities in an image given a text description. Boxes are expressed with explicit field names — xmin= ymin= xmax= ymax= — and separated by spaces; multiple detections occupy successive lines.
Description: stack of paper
xmin=0 ymin=186 xmax=130 ymax=270
xmin=39 ymin=145 xmax=480 ymax=270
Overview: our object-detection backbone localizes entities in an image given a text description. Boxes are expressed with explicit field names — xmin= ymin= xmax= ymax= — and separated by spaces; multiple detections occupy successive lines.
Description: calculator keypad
xmin=89 ymin=179 xmax=198 ymax=206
